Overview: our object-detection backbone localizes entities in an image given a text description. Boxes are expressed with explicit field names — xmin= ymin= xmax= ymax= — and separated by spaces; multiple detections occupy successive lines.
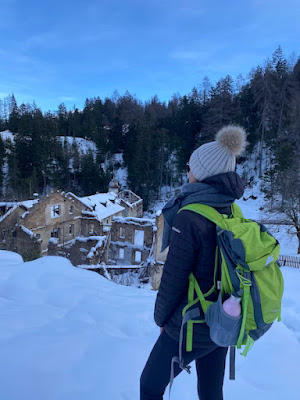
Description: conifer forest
xmin=0 ymin=47 xmax=299 ymax=221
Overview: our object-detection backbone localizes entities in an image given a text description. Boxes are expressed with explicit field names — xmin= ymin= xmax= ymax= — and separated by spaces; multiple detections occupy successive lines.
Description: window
xmin=51 ymin=205 xmax=60 ymax=219
xmin=119 ymin=226 xmax=125 ymax=239
xmin=69 ymin=224 xmax=74 ymax=236
xmin=119 ymin=248 xmax=125 ymax=259
xmin=51 ymin=228 xmax=60 ymax=239
xmin=89 ymin=223 xmax=94 ymax=234
xmin=134 ymin=230 xmax=144 ymax=246
xmin=69 ymin=205 xmax=74 ymax=215
xmin=134 ymin=251 xmax=142 ymax=263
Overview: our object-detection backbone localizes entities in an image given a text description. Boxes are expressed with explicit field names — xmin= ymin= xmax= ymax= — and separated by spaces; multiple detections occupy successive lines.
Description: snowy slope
xmin=0 ymin=130 xmax=14 ymax=142
xmin=58 ymin=136 xmax=97 ymax=155
xmin=102 ymin=152 xmax=128 ymax=189
xmin=236 ymin=186 xmax=299 ymax=255
xmin=0 ymin=250 xmax=299 ymax=400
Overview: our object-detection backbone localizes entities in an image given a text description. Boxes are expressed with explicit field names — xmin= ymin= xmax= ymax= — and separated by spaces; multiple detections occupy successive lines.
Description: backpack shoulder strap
xmin=231 ymin=203 xmax=244 ymax=219
xmin=179 ymin=203 xmax=227 ymax=230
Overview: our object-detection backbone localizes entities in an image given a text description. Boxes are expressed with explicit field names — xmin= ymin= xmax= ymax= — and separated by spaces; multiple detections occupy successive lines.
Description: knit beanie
xmin=189 ymin=125 xmax=247 ymax=182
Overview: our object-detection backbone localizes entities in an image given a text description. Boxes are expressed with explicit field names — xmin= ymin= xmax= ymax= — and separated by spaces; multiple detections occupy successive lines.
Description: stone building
xmin=18 ymin=191 xmax=91 ymax=252
xmin=48 ymin=235 xmax=108 ymax=266
xmin=118 ymin=190 xmax=143 ymax=218
xmin=152 ymin=211 xmax=169 ymax=290
xmin=78 ymin=192 xmax=125 ymax=230
xmin=108 ymin=216 xmax=155 ymax=266
xmin=0 ymin=186 xmax=144 ymax=266
xmin=0 ymin=201 xmax=41 ymax=261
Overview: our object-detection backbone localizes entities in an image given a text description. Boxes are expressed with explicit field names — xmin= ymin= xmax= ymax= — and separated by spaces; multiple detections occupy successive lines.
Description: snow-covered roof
xmin=20 ymin=200 xmax=38 ymax=209
xmin=78 ymin=192 xmax=125 ymax=222
xmin=0 ymin=200 xmax=37 ymax=209
xmin=0 ymin=200 xmax=38 ymax=223
xmin=0 ymin=205 xmax=18 ymax=223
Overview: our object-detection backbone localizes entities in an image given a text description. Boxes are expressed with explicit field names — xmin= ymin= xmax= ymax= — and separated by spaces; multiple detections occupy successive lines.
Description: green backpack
xmin=171 ymin=202 xmax=284 ymax=386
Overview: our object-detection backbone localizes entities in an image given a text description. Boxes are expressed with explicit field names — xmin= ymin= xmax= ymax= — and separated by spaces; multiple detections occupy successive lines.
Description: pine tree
xmin=201 ymin=75 xmax=235 ymax=144
xmin=8 ymin=94 xmax=19 ymax=133
xmin=79 ymin=150 xmax=110 ymax=196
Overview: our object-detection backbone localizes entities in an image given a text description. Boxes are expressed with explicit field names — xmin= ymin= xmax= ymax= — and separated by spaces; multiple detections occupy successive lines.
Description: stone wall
xmin=119 ymin=190 xmax=143 ymax=218
xmin=23 ymin=192 xmax=87 ymax=251
xmin=80 ymin=218 xmax=102 ymax=236
xmin=154 ymin=212 xmax=169 ymax=263
xmin=151 ymin=213 xmax=169 ymax=290
xmin=48 ymin=236 xmax=106 ymax=266
xmin=0 ymin=206 xmax=25 ymax=251
xmin=109 ymin=218 xmax=154 ymax=265
xmin=16 ymin=227 xmax=41 ymax=261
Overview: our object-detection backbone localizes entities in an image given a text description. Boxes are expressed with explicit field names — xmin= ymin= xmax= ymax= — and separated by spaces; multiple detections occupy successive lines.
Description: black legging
xmin=140 ymin=330 xmax=228 ymax=400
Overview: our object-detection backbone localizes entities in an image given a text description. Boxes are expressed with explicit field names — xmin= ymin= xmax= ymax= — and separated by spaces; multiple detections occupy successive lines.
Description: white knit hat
xmin=189 ymin=125 xmax=247 ymax=182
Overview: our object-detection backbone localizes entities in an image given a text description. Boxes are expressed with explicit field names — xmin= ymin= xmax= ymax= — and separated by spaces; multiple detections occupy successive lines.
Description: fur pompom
xmin=216 ymin=125 xmax=247 ymax=156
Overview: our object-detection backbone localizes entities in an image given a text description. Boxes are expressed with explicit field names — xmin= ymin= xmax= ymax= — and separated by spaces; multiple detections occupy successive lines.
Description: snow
xmin=101 ymin=152 xmax=129 ymax=189
xmin=0 ymin=251 xmax=298 ymax=400
xmin=110 ymin=240 xmax=150 ymax=251
xmin=115 ymin=167 xmax=128 ymax=188
xmin=58 ymin=136 xmax=97 ymax=155
xmin=113 ymin=153 xmax=124 ymax=164
xmin=19 ymin=225 xmax=35 ymax=238
xmin=79 ymin=193 xmax=125 ymax=221
xmin=48 ymin=237 xmax=59 ymax=244
xmin=0 ymin=205 xmax=17 ymax=223
xmin=113 ymin=216 xmax=154 ymax=226
xmin=86 ymin=239 xmax=106 ymax=259
xmin=237 ymin=185 xmax=299 ymax=255
xmin=75 ymin=235 xmax=106 ymax=244
xmin=21 ymin=211 xmax=29 ymax=219
xmin=0 ymin=130 xmax=14 ymax=142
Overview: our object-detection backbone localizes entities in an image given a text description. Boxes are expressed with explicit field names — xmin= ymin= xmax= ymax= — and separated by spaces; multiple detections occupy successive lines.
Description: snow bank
xmin=0 ymin=251 xmax=299 ymax=400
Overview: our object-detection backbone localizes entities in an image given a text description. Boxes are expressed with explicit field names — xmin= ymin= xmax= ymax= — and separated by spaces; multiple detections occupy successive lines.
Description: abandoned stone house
xmin=0 ymin=185 xmax=169 ymax=289
xmin=0 ymin=185 xmax=145 ymax=264
xmin=0 ymin=200 xmax=41 ymax=261
xmin=109 ymin=217 xmax=155 ymax=266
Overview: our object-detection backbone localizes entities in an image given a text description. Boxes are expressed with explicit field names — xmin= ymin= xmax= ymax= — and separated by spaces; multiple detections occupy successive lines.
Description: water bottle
xmin=223 ymin=294 xmax=242 ymax=317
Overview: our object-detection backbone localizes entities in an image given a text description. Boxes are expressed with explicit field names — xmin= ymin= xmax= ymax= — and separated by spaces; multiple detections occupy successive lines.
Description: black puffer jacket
xmin=154 ymin=172 xmax=244 ymax=347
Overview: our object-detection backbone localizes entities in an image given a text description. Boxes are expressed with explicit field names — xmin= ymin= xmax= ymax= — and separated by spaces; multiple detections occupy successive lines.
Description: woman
xmin=140 ymin=125 xmax=247 ymax=400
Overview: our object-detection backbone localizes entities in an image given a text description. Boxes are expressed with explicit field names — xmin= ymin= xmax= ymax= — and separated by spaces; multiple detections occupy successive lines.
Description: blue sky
xmin=0 ymin=0 xmax=300 ymax=111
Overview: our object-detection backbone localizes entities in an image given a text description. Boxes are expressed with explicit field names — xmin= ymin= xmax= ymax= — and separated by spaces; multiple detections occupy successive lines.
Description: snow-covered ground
xmin=102 ymin=152 xmax=128 ymax=189
xmin=58 ymin=136 xmax=97 ymax=155
xmin=236 ymin=185 xmax=299 ymax=255
xmin=0 ymin=250 xmax=299 ymax=400
xmin=0 ymin=130 xmax=14 ymax=142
